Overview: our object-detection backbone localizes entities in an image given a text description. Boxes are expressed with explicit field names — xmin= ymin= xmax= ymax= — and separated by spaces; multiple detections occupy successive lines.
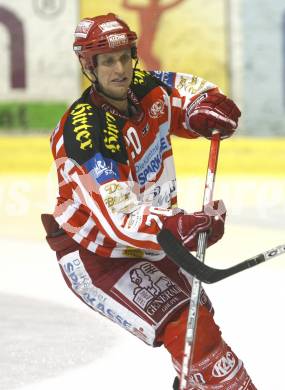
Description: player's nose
xmin=114 ymin=59 xmax=125 ymax=74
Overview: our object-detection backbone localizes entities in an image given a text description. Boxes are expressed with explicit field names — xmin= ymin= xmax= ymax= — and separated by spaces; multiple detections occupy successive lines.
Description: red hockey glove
xmin=186 ymin=92 xmax=241 ymax=139
xmin=162 ymin=200 xmax=226 ymax=252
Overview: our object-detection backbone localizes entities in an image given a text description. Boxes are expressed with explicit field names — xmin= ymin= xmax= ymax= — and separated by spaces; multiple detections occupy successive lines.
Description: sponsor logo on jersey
xmin=123 ymin=247 xmax=145 ymax=258
xmin=135 ymin=135 xmax=168 ymax=186
xmin=100 ymin=181 xmax=137 ymax=214
xmin=104 ymin=192 xmax=131 ymax=212
xmin=113 ymin=262 xmax=188 ymax=323
xmin=133 ymin=70 xmax=149 ymax=85
xmin=107 ymin=33 xmax=128 ymax=48
xmin=75 ymin=20 xmax=94 ymax=39
xmin=212 ymin=352 xmax=236 ymax=378
xmin=125 ymin=209 xmax=143 ymax=231
xmin=176 ymin=75 xmax=208 ymax=95
xmin=103 ymin=182 xmax=122 ymax=194
xmin=84 ymin=153 xmax=119 ymax=184
xmin=70 ymin=103 xmax=93 ymax=150
xmin=149 ymin=99 xmax=165 ymax=119
xmin=152 ymin=71 xmax=175 ymax=87
xmin=62 ymin=257 xmax=91 ymax=291
xmin=61 ymin=255 xmax=132 ymax=330
xmin=143 ymin=179 xmax=176 ymax=207
xmin=189 ymin=373 xmax=206 ymax=386
xmin=103 ymin=112 xmax=121 ymax=153
xmin=132 ymin=327 xmax=149 ymax=342
xmin=60 ymin=252 xmax=152 ymax=344
xmin=98 ymin=21 xmax=123 ymax=33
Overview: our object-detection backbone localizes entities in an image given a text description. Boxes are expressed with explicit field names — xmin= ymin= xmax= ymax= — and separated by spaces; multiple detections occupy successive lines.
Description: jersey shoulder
xmin=62 ymin=87 xmax=128 ymax=165
xmin=131 ymin=69 xmax=172 ymax=99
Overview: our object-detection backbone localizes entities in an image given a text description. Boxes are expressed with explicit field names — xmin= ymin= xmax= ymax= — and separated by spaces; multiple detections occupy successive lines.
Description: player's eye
xmin=120 ymin=53 xmax=131 ymax=64
xmin=102 ymin=57 xmax=116 ymax=67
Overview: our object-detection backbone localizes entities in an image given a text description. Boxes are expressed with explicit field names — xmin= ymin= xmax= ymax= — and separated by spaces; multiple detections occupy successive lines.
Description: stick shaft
xmin=179 ymin=134 xmax=221 ymax=390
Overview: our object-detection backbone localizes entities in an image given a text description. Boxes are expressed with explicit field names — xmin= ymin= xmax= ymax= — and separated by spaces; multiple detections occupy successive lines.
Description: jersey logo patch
xmin=149 ymin=99 xmax=165 ymax=119
xmin=113 ymin=262 xmax=188 ymax=324
xmin=107 ymin=33 xmax=128 ymax=48
xmin=98 ymin=21 xmax=123 ymax=33
xmin=75 ymin=20 xmax=94 ymax=39
xmin=152 ymin=71 xmax=175 ymax=87
xmin=84 ymin=153 xmax=119 ymax=184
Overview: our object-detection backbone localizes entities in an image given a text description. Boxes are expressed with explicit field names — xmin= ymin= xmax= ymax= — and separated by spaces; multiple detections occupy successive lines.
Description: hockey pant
xmin=42 ymin=214 xmax=257 ymax=390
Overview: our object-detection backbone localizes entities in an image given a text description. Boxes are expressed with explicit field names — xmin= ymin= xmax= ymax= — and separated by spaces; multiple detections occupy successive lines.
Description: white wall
xmin=0 ymin=0 xmax=80 ymax=102
xmin=229 ymin=0 xmax=285 ymax=136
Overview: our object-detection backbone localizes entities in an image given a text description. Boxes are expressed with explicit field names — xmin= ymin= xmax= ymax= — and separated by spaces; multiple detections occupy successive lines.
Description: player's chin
xmin=110 ymin=86 xmax=129 ymax=100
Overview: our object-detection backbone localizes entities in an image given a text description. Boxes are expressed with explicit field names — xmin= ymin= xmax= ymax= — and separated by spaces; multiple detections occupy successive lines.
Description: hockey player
xmin=41 ymin=13 xmax=257 ymax=389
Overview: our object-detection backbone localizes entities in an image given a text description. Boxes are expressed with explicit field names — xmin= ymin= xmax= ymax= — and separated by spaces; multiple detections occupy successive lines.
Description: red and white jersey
xmin=50 ymin=70 xmax=216 ymax=260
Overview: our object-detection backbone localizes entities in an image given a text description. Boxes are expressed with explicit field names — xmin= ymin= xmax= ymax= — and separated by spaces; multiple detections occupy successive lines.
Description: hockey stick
xmin=167 ymin=131 xmax=220 ymax=390
xmin=157 ymin=229 xmax=285 ymax=283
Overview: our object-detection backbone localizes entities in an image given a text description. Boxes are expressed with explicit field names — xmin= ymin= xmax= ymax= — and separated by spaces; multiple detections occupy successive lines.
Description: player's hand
xmin=162 ymin=200 xmax=226 ymax=251
xmin=186 ymin=91 xmax=241 ymax=139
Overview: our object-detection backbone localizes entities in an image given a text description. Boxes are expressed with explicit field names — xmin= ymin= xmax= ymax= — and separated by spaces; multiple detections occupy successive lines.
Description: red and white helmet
xmin=73 ymin=13 xmax=137 ymax=79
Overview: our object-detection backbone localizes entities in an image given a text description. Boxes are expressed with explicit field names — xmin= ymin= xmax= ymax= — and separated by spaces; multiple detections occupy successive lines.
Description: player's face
xmin=96 ymin=48 xmax=133 ymax=100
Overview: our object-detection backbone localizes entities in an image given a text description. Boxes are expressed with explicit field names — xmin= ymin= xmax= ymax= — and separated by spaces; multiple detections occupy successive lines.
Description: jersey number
xmin=125 ymin=127 xmax=142 ymax=159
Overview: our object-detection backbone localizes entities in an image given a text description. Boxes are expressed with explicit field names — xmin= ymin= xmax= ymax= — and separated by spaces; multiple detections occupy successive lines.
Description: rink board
xmin=1 ymin=135 xmax=284 ymax=175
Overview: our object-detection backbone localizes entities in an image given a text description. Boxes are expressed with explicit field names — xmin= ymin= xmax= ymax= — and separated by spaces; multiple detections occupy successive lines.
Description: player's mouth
xmin=111 ymin=76 xmax=129 ymax=85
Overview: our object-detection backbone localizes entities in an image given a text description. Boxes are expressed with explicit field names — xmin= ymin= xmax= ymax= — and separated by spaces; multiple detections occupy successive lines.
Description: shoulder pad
xmin=63 ymin=92 xmax=128 ymax=165
xmin=100 ymin=110 xmax=128 ymax=163
xmin=131 ymin=69 xmax=172 ymax=99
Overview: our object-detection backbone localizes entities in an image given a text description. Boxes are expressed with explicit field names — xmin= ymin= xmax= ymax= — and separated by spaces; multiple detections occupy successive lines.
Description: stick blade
xmin=157 ymin=229 xmax=273 ymax=283
xmin=157 ymin=229 xmax=224 ymax=283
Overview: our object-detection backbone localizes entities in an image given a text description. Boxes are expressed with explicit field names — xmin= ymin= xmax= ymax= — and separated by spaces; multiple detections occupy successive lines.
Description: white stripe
xmin=243 ymin=378 xmax=252 ymax=389
xmin=64 ymin=158 xmax=76 ymax=174
xmin=95 ymin=231 xmax=105 ymax=246
xmin=87 ymin=241 xmax=98 ymax=252
xmin=55 ymin=135 xmax=64 ymax=155
xmin=79 ymin=216 xmax=96 ymax=238
xmin=72 ymin=233 xmax=83 ymax=244
xmin=161 ymin=87 xmax=171 ymax=129
xmin=56 ymin=203 xmax=77 ymax=226
xmin=172 ymin=97 xmax=182 ymax=108
xmin=69 ymin=213 xmax=96 ymax=244
xmin=50 ymin=122 xmax=60 ymax=146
